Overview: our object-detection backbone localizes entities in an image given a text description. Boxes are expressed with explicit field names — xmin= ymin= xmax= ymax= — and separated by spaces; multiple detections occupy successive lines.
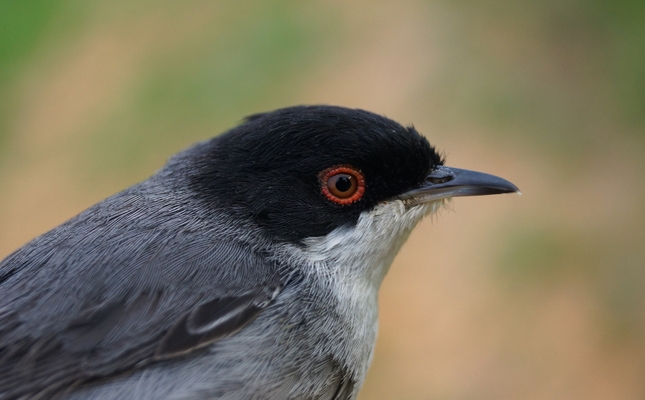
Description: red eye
xmin=319 ymin=165 xmax=366 ymax=205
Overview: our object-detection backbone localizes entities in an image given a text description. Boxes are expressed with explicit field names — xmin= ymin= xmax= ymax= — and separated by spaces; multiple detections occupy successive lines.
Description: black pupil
xmin=335 ymin=175 xmax=353 ymax=192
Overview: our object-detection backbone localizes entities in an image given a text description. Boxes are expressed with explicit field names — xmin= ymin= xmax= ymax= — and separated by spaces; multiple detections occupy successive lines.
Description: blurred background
xmin=1 ymin=0 xmax=644 ymax=398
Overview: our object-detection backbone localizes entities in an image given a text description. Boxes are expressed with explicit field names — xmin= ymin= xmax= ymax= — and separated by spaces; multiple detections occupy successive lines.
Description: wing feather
xmin=156 ymin=287 xmax=280 ymax=359
xmin=0 ymin=190 xmax=282 ymax=398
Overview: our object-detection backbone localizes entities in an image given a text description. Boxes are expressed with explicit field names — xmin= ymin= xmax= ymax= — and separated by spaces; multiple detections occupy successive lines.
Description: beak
xmin=400 ymin=166 xmax=520 ymax=205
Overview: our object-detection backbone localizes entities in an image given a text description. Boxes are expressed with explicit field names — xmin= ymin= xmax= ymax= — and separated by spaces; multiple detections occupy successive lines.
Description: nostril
xmin=426 ymin=175 xmax=453 ymax=184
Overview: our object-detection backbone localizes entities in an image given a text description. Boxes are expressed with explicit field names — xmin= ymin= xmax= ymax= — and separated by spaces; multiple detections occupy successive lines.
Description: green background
xmin=1 ymin=1 xmax=644 ymax=398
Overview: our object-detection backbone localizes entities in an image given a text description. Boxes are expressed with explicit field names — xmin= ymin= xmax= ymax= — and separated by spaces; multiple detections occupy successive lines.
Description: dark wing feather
xmin=317 ymin=362 xmax=357 ymax=400
xmin=331 ymin=376 xmax=356 ymax=400
xmin=0 ymin=189 xmax=282 ymax=399
xmin=156 ymin=287 xmax=280 ymax=359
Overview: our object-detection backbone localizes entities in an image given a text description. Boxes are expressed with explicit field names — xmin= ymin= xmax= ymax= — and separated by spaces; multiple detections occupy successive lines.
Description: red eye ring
xmin=319 ymin=165 xmax=366 ymax=205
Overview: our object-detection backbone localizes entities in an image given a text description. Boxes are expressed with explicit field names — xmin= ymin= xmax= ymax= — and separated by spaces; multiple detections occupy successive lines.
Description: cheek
xmin=253 ymin=195 xmax=364 ymax=242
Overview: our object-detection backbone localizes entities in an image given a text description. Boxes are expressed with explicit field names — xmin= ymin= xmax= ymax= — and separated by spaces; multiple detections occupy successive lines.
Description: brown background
xmin=1 ymin=1 xmax=644 ymax=399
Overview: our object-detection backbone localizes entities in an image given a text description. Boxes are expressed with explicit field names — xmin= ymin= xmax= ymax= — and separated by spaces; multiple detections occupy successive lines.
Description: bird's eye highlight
xmin=319 ymin=166 xmax=366 ymax=205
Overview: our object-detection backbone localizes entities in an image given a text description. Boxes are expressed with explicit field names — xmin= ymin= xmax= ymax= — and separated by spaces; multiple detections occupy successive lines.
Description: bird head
xmin=185 ymin=105 xmax=518 ymax=248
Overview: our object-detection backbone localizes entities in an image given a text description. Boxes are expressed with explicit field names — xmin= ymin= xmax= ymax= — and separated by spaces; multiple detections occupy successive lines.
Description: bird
xmin=0 ymin=105 xmax=518 ymax=400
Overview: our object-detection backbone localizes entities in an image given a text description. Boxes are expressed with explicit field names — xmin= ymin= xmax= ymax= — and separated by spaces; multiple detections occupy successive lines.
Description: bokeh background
xmin=1 ymin=1 xmax=644 ymax=399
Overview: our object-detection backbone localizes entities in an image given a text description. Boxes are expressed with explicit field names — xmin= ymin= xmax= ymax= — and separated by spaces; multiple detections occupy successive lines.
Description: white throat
xmin=298 ymin=199 xmax=442 ymax=289
xmin=279 ymin=199 xmax=444 ymax=382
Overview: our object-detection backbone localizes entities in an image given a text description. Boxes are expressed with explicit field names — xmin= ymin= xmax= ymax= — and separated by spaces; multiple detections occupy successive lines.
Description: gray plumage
xmin=0 ymin=146 xmax=355 ymax=399
xmin=0 ymin=106 xmax=518 ymax=399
